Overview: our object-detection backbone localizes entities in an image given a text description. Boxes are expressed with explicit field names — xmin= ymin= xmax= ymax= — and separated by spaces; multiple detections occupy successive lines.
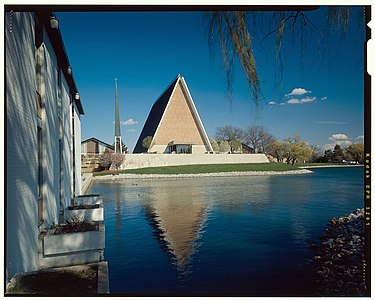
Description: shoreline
xmin=312 ymin=208 xmax=365 ymax=296
xmin=93 ymin=169 xmax=313 ymax=180
xmin=299 ymin=164 xmax=363 ymax=169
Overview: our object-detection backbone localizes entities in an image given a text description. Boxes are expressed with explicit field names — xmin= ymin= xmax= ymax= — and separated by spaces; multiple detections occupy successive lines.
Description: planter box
xmin=65 ymin=204 xmax=104 ymax=222
xmin=38 ymin=222 xmax=105 ymax=269
xmin=44 ymin=222 xmax=105 ymax=256
xmin=74 ymin=194 xmax=102 ymax=206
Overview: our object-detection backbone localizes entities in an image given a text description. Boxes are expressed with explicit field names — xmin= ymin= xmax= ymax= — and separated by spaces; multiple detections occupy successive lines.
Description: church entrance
xmin=168 ymin=143 xmax=192 ymax=154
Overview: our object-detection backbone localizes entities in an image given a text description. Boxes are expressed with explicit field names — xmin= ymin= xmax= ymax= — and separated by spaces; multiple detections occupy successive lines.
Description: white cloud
xmin=121 ymin=118 xmax=138 ymax=126
xmin=126 ymin=129 xmax=136 ymax=132
xmin=287 ymin=97 xmax=316 ymax=104
xmin=355 ymin=135 xmax=364 ymax=142
xmin=324 ymin=133 xmax=353 ymax=150
xmin=324 ymin=140 xmax=353 ymax=151
xmin=268 ymin=101 xmax=286 ymax=106
xmin=286 ymin=88 xmax=312 ymax=96
xmin=321 ymin=96 xmax=327 ymax=100
xmin=329 ymin=133 xmax=349 ymax=140
xmin=287 ymin=98 xmax=301 ymax=104
xmin=317 ymin=121 xmax=348 ymax=125
xmin=301 ymin=97 xmax=316 ymax=103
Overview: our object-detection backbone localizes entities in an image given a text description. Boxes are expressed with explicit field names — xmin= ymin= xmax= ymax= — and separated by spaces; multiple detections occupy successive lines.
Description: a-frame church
xmin=133 ymin=75 xmax=214 ymax=154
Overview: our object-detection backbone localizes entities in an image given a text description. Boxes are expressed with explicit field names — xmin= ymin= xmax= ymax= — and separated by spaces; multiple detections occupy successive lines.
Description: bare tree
xmin=244 ymin=126 xmax=273 ymax=153
xmin=215 ymin=125 xmax=245 ymax=142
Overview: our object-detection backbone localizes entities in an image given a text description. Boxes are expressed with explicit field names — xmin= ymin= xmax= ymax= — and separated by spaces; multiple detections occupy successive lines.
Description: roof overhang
xmin=36 ymin=11 xmax=84 ymax=115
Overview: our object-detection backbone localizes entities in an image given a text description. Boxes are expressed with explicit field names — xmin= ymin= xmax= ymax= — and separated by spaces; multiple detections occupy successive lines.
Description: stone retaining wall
xmin=122 ymin=153 xmax=269 ymax=170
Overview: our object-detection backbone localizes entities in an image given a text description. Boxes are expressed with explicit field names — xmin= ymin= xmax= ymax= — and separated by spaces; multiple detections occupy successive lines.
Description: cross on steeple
xmin=114 ymin=78 xmax=122 ymax=153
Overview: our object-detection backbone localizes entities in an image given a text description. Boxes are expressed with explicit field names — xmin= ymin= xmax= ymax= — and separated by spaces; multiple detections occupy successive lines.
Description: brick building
xmin=133 ymin=75 xmax=213 ymax=154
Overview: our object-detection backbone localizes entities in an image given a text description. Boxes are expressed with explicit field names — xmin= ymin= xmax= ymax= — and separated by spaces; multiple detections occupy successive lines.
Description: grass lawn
xmin=93 ymin=163 xmax=299 ymax=176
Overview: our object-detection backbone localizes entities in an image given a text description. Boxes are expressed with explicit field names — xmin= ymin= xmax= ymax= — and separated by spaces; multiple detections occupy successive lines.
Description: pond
xmin=87 ymin=167 xmax=364 ymax=296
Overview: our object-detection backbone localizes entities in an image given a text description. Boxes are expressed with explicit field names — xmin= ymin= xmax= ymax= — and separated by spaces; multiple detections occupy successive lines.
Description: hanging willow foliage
xmin=206 ymin=11 xmax=261 ymax=106
xmin=205 ymin=7 xmax=359 ymax=108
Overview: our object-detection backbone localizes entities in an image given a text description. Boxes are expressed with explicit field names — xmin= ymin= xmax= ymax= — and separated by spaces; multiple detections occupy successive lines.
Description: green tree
xmin=229 ymin=139 xmax=242 ymax=153
xmin=266 ymin=140 xmax=286 ymax=162
xmin=142 ymin=136 xmax=154 ymax=152
xmin=284 ymin=135 xmax=312 ymax=165
xmin=345 ymin=143 xmax=364 ymax=163
xmin=323 ymin=149 xmax=334 ymax=163
xmin=333 ymin=144 xmax=345 ymax=163
xmin=218 ymin=140 xmax=230 ymax=153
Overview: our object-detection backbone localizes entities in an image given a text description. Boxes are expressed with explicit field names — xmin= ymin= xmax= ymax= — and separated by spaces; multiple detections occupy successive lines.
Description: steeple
xmin=114 ymin=79 xmax=122 ymax=153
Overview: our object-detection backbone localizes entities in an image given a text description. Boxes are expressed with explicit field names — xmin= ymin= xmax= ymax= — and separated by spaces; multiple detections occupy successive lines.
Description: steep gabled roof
xmin=133 ymin=76 xmax=178 ymax=153
xmin=133 ymin=75 xmax=213 ymax=153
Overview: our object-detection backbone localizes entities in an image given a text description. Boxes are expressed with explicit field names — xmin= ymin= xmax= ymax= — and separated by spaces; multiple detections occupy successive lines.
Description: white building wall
xmin=123 ymin=154 xmax=269 ymax=170
xmin=6 ymin=12 xmax=84 ymax=282
xmin=61 ymin=73 xmax=72 ymax=208
xmin=74 ymin=104 xmax=82 ymax=195
xmin=192 ymin=145 xmax=207 ymax=154
xmin=5 ymin=12 xmax=39 ymax=282
xmin=42 ymin=26 xmax=60 ymax=225
xmin=99 ymin=144 xmax=108 ymax=155
xmin=149 ymin=144 xmax=168 ymax=154
xmin=81 ymin=142 xmax=87 ymax=155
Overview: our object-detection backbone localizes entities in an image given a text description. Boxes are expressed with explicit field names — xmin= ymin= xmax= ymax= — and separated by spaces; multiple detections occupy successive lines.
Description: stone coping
xmin=94 ymin=169 xmax=313 ymax=180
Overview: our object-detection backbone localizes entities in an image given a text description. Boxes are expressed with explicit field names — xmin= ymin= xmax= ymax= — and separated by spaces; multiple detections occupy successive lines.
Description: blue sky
xmin=56 ymin=7 xmax=365 ymax=153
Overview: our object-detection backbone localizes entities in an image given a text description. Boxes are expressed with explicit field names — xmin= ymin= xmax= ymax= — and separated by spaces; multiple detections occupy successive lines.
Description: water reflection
xmin=89 ymin=169 xmax=364 ymax=295
xmin=142 ymin=180 xmax=208 ymax=272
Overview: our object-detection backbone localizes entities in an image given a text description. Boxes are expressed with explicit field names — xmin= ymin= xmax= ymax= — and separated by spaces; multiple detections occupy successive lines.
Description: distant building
xmin=6 ymin=11 xmax=84 ymax=282
xmin=241 ymin=143 xmax=255 ymax=154
xmin=81 ymin=137 xmax=114 ymax=156
xmin=133 ymin=75 xmax=213 ymax=154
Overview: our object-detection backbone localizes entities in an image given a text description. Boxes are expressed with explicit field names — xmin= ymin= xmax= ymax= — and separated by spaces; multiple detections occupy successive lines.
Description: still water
xmin=87 ymin=167 xmax=363 ymax=296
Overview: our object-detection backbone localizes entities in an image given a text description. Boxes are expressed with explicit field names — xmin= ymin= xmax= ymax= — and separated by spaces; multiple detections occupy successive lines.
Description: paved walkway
xmin=81 ymin=173 xmax=93 ymax=194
